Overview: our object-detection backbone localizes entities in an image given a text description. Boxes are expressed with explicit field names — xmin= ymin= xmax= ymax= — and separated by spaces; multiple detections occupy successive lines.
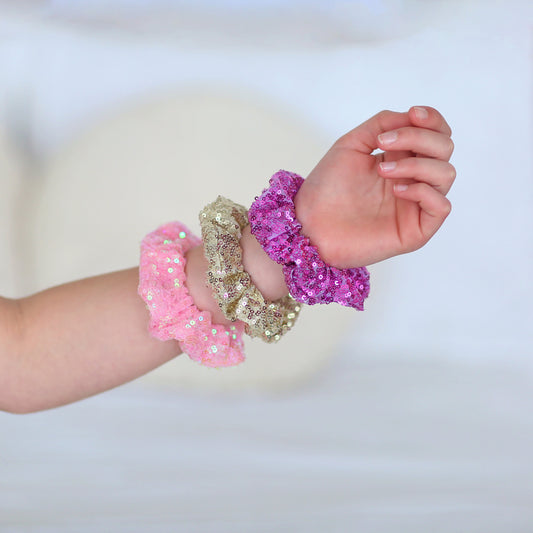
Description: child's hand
xmin=295 ymin=106 xmax=455 ymax=268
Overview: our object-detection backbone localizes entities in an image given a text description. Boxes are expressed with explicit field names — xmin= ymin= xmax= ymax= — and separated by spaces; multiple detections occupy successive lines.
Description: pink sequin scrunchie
xmin=138 ymin=222 xmax=245 ymax=367
xmin=249 ymin=170 xmax=370 ymax=309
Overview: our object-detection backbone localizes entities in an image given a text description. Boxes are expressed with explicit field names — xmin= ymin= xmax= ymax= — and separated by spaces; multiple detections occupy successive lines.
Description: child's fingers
xmin=377 ymin=127 xmax=454 ymax=161
xmin=337 ymin=109 xmax=412 ymax=154
xmin=408 ymin=106 xmax=452 ymax=136
xmin=336 ymin=107 xmax=452 ymax=155
xmin=378 ymin=157 xmax=456 ymax=195
xmin=393 ymin=182 xmax=452 ymax=242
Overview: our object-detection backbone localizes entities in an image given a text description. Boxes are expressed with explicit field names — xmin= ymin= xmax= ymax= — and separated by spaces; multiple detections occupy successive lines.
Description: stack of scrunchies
xmin=138 ymin=170 xmax=370 ymax=368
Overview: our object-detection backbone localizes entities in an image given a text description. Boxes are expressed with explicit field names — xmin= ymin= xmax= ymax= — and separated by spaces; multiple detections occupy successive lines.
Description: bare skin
xmin=0 ymin=106 xmax=454 ymax=414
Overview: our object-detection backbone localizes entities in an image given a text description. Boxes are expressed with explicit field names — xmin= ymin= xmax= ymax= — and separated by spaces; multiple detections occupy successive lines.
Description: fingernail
xmin=413 ymin=106 xmax=428 ymax=120
xmin=378 ymin=131 xmax=398 ymax=145
xmin=394 ymin=184 xmax=408 ymax=192
xmin=379 ymin=161 xmax=397 ymax=172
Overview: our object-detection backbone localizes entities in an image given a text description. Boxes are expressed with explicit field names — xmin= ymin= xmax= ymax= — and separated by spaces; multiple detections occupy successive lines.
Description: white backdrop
xmin=0 ymin=1 xmax=532 ymax=531
xmin=0 ymin=0 xmax=530 ymax=363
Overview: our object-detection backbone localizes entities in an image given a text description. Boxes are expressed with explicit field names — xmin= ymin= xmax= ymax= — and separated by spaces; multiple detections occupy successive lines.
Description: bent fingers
xmin=379 ymin=157 xmax=456 ymax=195
xmin=393 ymin=182 xmax=452 ymax=242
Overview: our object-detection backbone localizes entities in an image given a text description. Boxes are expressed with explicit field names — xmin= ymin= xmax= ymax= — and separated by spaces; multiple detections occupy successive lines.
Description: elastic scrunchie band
xmin=200 ymin=196 xmax=301 ymax=343
xmin=249 ymin=170 xmax=370 ymax=309
xmin=138 ymin=222 xmax=245 ymax=367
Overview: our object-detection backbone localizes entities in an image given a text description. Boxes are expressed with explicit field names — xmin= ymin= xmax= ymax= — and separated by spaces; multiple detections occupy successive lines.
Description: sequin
xmin=199 ymin=195 xmax=301 ymax=343
xmin=248 ymin=170 xmax=370 ymax=308
xmin=138 ymin=221 xmax=245 ymax=368
xmin=179 ymin=231 xmax=186 ymax=239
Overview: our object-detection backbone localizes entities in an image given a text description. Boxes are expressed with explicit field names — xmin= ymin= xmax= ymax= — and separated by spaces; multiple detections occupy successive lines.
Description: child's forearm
xmin=0 ymin=230 xmax=287 ymax=414
xmin=0 ymin=297 xmax=24 ymax=409
xmin=0 ymin=269 xmax=180 ymax=413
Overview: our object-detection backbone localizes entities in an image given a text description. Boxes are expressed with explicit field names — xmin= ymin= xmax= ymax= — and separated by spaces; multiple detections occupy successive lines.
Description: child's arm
xmin=0 ymin=106 xmax=454 ymax=414
xmin=0 ymin=230 xmax=285 ymax=414
xmin=0 ymin=269 xmax=182 ymax=414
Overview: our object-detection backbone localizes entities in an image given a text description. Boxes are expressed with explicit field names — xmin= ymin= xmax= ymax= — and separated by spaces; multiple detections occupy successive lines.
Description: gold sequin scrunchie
xmin=200 ymin=196 xmax=301 ymax=343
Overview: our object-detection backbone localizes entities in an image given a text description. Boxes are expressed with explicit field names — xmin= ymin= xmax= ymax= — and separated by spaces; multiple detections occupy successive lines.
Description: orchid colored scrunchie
xmin=249 ymin=170 xmax=370 ymax=308
xmin=138 ymin=221 xmax=245 ymax=367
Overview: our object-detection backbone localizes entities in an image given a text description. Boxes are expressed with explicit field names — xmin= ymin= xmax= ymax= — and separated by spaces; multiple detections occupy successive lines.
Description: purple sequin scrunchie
xmin=249 ymin=170 xmax=370 ymax=309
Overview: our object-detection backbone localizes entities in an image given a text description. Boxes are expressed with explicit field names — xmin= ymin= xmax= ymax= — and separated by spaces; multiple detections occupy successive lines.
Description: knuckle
xmin=378 ymin=109 xmax=394 ymax=120
xmin=441 ymin=199 xmax=452 ymax=217
xmin=446 ymin=138 xmax=455 ymax=157
xmin=450 ymin=165 xmax=457 ymax=182
xmin=334 ymin=133 xmax=348 ymax=147
xmin=376 ymin=109 xmax=396 ymax=127
xmin=403 ymin=157 xmax=418 ymax=173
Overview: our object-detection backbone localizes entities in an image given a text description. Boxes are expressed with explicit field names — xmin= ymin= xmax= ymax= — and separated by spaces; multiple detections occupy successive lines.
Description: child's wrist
xmin=139 ymin=222 xmax=245 ymax=367
xmin=184 ymin=228 xmax=289 ymax=328
xmin=240 ymin=225 xmax=289 ymax=302
xmin=249 ymin=170 xmax=370 ymax=308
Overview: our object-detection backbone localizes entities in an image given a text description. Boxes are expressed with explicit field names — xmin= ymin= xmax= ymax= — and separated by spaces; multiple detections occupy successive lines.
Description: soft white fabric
xmin=2 ymin=353 xmax=531 ymax=532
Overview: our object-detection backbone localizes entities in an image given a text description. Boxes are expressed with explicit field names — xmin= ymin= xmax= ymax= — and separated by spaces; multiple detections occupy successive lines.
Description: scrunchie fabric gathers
xmin=249 ymin=170 xmax=370 ymax=309
xmin=138 ymin=221 xmax=245 ymax=367
xmin=200 ymin=196 xmax=301 ymax=343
